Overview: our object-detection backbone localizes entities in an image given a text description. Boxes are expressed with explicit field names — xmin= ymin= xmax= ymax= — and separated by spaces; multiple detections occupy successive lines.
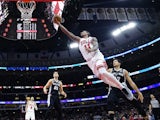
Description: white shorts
xmin=25 ymin=111 xmax=35 ymax=120
xmin=87 ymin=51 xmax=107 ymax=77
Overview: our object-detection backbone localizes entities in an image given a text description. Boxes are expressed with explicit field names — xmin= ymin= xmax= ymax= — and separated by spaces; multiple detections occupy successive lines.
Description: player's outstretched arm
xmin=53 ymin=15 xmax=81 ymax=42
xmin=43 ymin=79 xmax=52 ymax=94
xmin=34 ymin=102 xmax=38 ymax=111
xmin=149 ymin=104 xmax=152 ymax=113
xmin=59 ymin=81 xmax=67 ymax=98
xmin=124 ymin=69 xmax=144 ymax=103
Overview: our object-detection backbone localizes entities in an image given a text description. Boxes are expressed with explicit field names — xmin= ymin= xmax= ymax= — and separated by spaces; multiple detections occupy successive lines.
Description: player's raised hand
xmin=137 ymin=92 xmax=144 ymax=103
xmin=53 ymin=15 xmax=62 ymax=25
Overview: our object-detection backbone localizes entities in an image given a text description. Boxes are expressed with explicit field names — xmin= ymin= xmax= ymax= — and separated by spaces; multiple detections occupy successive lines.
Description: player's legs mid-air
xmin=87 ymin=52 xmax=134 ymax=100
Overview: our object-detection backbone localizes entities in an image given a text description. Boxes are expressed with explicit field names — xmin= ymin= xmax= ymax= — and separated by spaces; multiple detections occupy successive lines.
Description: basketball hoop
xmin=16 ymin=0 xmax=36 ymax=20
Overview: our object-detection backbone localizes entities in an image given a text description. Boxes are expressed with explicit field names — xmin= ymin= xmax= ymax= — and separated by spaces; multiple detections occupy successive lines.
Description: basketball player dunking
xmin=53 ymin=15 xmax=133 ymax=100
xmin=25 ymin=97 xmax=38 ymax=120
xmin=43 ymin=71 xmax=67 ymax=120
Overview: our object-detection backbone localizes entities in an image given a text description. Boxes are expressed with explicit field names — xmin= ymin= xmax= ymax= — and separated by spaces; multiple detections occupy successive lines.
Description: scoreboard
xmin=17 ymin=18 xmax=37 ymax=40
xmin=1 ymin=0 xmax=65 ymax=40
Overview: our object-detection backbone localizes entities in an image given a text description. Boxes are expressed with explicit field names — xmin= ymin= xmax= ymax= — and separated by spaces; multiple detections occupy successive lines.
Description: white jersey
xmin=26 ymin=101 xmax=36 ymax=112
xmin=79 ymin=37 xmax=100 ymax=61
xmin=150 ymin=99 xmax=160 ymax=108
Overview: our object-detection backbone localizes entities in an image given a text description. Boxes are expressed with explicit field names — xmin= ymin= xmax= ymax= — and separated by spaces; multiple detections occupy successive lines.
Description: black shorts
xmin=152 ymin=108 xmax=160 ymax=117
xmin=107 ymin=88 xmax=146 ymax=117
xmin=45 ymin=95 xmax=63 ymax=120
xmin=107 ymin=87 xmax=126 ymax=111
xmin=48 ymin=95 xmax=61 ymax=108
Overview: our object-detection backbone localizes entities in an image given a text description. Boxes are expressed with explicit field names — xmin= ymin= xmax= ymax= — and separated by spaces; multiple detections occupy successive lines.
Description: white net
xmin=16 ymin=0 xmax=36 ymax=20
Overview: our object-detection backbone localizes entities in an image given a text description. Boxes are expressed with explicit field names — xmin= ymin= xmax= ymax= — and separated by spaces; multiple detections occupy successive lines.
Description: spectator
xmin=149 ymin=94 xmax=160 ymax=120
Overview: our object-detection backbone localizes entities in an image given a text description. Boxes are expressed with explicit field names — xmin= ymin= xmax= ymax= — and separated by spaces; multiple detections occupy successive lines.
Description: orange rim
xmin=22 ymin=0 xmax=31 ymax=3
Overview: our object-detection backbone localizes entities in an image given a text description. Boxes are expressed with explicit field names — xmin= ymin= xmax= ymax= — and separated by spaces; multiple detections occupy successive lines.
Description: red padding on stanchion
xmin=4 ymin=0 xmax=64 ymax=2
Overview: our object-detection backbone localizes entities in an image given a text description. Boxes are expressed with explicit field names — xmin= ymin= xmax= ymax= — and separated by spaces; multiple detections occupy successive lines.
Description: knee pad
xmin=95 ymin=60 xmax=107 ymax=70
xmin=98 ymin=67 xmax=107 ymax=74
xmin=95 ymin=67 xmax=106 ymax=79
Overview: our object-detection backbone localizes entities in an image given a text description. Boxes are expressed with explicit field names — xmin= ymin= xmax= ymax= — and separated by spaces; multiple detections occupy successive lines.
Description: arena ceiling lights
xmin=69 ymin=42 xmax=79 ymax=49
xmin=112 ymin=22 xmax=137 ymax=37
xmin=0 ymin=36 xmax=159 ymax=71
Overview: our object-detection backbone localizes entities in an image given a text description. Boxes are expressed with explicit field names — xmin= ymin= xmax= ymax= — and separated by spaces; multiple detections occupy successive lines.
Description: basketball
xmin=53 ymin=15 xmax=62 ymax=24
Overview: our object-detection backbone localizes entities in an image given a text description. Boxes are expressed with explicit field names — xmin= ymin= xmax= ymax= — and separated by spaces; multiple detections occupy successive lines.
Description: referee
xmin=149 ymin=94 xmax=160 ymax=120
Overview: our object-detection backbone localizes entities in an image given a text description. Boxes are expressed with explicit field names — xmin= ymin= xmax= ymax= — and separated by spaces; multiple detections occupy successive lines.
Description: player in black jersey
xmin=43 ymin=71 xmax=67 ymax=120
xmin=107 ymin=59 xmax=147 ymax=120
